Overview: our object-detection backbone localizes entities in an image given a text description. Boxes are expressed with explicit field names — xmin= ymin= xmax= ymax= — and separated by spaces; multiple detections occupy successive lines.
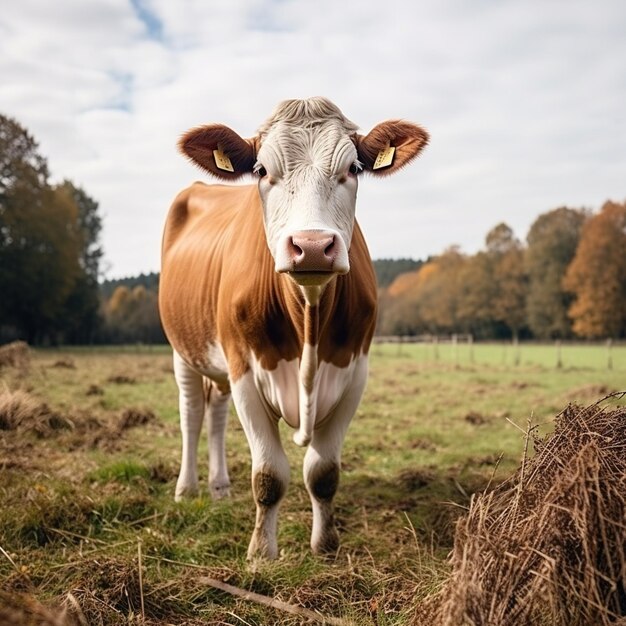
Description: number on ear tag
xmin=373 ymin=145 xmax=396 ymax=170
xmin=213 ymin=148 xmax=234 ymax=172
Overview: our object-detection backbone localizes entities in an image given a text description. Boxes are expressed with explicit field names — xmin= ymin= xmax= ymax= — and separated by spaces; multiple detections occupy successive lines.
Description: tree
xmin=0 ymin=115 xmax=102 ymax=343
xmin=486 ymin=224 xmax=527 ymax=341
xmin=563 ymin=200 xmax=626 ymax=338
xmin=103 ymin=284 xmax=165 ymax=343
xmin=525 ymin=207 xmax=588 ymax=339
xmin=0 ymin=114 xmax=48 ymax=198
xmin=55 ymin=181 xmax=103 ymax=343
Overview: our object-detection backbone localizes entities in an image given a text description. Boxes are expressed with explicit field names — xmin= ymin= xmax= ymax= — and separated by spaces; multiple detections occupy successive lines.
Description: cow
xmin=159 ymin=97 xmax=428 ymax=559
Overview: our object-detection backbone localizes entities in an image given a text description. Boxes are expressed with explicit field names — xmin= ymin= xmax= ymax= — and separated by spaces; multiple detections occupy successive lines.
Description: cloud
xmin=0 ymin=0 xmax=624 ymax=276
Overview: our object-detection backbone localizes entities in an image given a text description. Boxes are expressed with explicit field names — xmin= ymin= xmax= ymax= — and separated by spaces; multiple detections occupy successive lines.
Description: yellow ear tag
xmin=213 ymin=148 xmax=234 ymax=172
xmin=373 ymin=145 xmax=396 ymax=170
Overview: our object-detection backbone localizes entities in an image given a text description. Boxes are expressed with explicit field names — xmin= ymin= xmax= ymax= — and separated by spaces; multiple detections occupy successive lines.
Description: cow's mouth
xmin=286 ymin=270 xmax=337 ymax=287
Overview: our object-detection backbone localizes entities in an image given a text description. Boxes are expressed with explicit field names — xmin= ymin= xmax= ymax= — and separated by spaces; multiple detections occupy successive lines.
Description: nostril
xmin=323 ymin=236 xmax=336 ymax=259
xmin=288 ymin=238 xmax=304 ymax=259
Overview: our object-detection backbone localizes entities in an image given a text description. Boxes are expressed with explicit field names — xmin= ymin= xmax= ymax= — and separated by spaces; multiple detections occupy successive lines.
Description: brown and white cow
xmin=159 ymin=97 xmax=428 ymax=559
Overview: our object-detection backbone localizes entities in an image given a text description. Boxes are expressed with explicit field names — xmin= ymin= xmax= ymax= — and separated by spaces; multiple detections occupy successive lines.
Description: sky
xmin=1 ymin=0 xmax=625 ymax=279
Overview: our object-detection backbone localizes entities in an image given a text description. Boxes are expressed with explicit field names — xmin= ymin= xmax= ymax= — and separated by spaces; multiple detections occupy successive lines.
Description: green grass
xmin=1 ymin=343 xmax=624 ymax=625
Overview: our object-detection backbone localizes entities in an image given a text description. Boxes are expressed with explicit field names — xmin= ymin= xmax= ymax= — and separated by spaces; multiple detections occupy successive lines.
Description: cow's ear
xmin=355 ymin=120 xmax=429 ymax=176
xmin=179 ymin=124 xmax=256 ymax=180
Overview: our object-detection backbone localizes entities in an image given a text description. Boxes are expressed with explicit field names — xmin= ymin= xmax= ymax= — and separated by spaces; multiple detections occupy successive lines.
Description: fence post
xmin=469 ymin=334 xmax=474 ymax=364
xmin=607 ymin=338 xmax=613 ymax=370
xmin=555 ymin=340 xmax=562 ymax=369
xmin=452 ymin=333 xmax=458 ymax=368
xmin=513 ymin=336 xmax=520 ymax=366
xmin=433 ymin=335 xmax=439 ymax=361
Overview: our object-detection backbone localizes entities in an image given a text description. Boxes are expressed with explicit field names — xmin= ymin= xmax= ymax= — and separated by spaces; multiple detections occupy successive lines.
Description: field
xmin=1 ymin=342 xmax=625 ymax=625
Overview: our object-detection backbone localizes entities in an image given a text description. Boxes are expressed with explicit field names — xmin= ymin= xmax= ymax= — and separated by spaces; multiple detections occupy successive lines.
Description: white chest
xmin=251 ymin=354 xmax=366 ymax=430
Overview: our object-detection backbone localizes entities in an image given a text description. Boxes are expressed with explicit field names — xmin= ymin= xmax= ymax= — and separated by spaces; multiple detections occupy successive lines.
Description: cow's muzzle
xmin=275 ymin=229 xmax=350 ymax=278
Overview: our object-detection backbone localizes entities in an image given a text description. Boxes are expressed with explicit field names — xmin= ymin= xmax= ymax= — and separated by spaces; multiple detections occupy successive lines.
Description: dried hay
xmin=416 ymin=392 xmax=626 ymax=626
xmin=0 ymin=591 xmax=78 ymax=626
xmin=0 ymin=389 xmax=72 ymax=437
xmin=0 ymin=340 xmax=30 ymax=371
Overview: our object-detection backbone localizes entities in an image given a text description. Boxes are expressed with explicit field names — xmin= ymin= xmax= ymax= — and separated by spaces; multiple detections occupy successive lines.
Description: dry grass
xmin=0 ymin=388 xmax=72 ymax=436
xmin=0 ymin=591 xmax=79 ymax=626
xmin=2 ymin=346 xmax=625 ymax=625
xmin=417 ymin=392 xmax=626 ymax=626
xmin=0 ymin=340 xmax=30 ymax=373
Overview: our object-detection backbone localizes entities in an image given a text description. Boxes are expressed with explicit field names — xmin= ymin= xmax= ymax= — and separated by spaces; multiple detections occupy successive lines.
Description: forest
xmin=1 ymin=114 xmax=625 ymax=345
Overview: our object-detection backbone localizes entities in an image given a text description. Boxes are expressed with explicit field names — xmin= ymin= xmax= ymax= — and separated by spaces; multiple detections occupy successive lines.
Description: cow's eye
xmin=349 ymin=163 xmax=360 ymax=176
xmin=255 ymin=165 xmax=267 ymax=178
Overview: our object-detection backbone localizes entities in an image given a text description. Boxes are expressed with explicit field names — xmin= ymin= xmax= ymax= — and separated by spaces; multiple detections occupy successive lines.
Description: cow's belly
xmin=252 ymin=355 xmax=366 ymax=429
xmin=183 ymin=341 xmax=230 ymax=390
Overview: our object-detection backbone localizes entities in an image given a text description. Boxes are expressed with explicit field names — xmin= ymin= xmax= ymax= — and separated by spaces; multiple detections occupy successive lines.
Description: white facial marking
xmin=255 ymin=118 xmax=360 ymax=280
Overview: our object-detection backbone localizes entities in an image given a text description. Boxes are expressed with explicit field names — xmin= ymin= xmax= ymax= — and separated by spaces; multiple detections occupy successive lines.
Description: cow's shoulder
xmin=163 ymin=183 xmax=256 ymax=255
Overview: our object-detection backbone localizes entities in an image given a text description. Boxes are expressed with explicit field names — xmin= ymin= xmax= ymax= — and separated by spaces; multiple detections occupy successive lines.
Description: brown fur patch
xmin=310 ymin=462 xmax=340 ymax=501
xmin=253 ymin=471 xmax=285 ymax=507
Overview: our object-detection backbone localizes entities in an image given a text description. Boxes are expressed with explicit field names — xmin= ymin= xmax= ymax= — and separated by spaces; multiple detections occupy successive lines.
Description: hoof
xmin=174 ymin=482 xmax=199 ymax=502
xmin=210 ymin=481 xmax=231 ymax=500
xmin=312 ymin=528 xmax=340 ymax=556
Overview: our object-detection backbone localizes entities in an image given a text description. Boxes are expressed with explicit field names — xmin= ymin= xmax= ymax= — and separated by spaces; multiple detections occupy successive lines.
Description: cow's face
xmin=179 ymin=98 xmax=428 ymax=289
xmin=254 ymin=119 xmax=360 ymax=285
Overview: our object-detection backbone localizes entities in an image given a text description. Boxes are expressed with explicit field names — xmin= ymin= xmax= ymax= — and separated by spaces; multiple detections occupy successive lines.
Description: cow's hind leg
xmin=304 ymin=357 xmax=369 ymax=555
xmin=204 ymin=379 xmax=231 ymax=499
xmin=231 ymin=375 xmax=290 ymax=560
xmin=174 ymin=351 xmax=205 ymax=501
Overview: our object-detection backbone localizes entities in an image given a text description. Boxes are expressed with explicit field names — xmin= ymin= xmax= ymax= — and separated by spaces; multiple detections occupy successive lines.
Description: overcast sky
xmin=1 ymin=0 xmax=624 ymax=279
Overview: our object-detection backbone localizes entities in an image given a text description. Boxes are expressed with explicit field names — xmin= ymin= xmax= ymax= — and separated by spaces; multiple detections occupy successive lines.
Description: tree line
xmin=1 ymin=113 xmax=624 ymax=344
xmin=378 ymin=202 xmax=626 ymax=340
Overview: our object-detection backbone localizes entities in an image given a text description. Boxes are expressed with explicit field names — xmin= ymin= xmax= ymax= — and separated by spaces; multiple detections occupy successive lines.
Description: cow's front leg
xmin=231 ymin=375 xmax=290 ymax=560
xmin=173 ymin=352 xmax=205 ymax=500
xmin=303 ymin=357 xmax=369 ymax=555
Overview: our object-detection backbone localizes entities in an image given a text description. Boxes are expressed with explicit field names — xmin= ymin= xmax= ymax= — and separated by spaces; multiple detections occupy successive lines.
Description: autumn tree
xmin=103 ymin=284 xmax=165 ymax=343
xmin=525 ymin=207 xmax=588 ymax=339
xmin=486 ymin=223 xmax=527 ymax=341
xmin=563 ymin=200 xmax=626 ymax=338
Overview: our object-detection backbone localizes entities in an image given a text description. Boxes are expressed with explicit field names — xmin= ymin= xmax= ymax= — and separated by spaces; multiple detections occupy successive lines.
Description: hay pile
xmin=417 ymin=392 xmax=626 ymax=626
xmin=0 ymin=388 xmax=72 ymax=436
xmin=0 ymin=340 xmax=30 ymax=371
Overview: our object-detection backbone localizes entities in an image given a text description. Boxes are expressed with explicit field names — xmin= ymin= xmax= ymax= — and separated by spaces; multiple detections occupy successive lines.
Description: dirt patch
xmin=398 ymin=468 xmax=436 ymax=491
xmin=464 ymin=411 xmax=489 ymax=425
xmin=119 ymin=408 xmax=155 ymax=429
xmin=85 ymin=384 xmax=104 ymax=396
xmin=409 ymin=437 xmax=437 ymax=451
xmin=107 ymin=375 xmax=136 ymax=384
xmin=417 ymin=392 xmax=626 ymax=626
xmin=51 ymin=359 xmax=76 ymax=369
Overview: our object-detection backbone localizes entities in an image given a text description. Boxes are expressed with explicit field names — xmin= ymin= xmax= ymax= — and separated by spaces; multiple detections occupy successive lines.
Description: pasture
xmin=1 ymin=343 xmax=624 ymax=625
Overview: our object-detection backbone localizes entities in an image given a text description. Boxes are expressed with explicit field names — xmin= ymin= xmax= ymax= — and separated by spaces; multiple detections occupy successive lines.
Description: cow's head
xmin=179 ymin=98 xmax=428 ymax=290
